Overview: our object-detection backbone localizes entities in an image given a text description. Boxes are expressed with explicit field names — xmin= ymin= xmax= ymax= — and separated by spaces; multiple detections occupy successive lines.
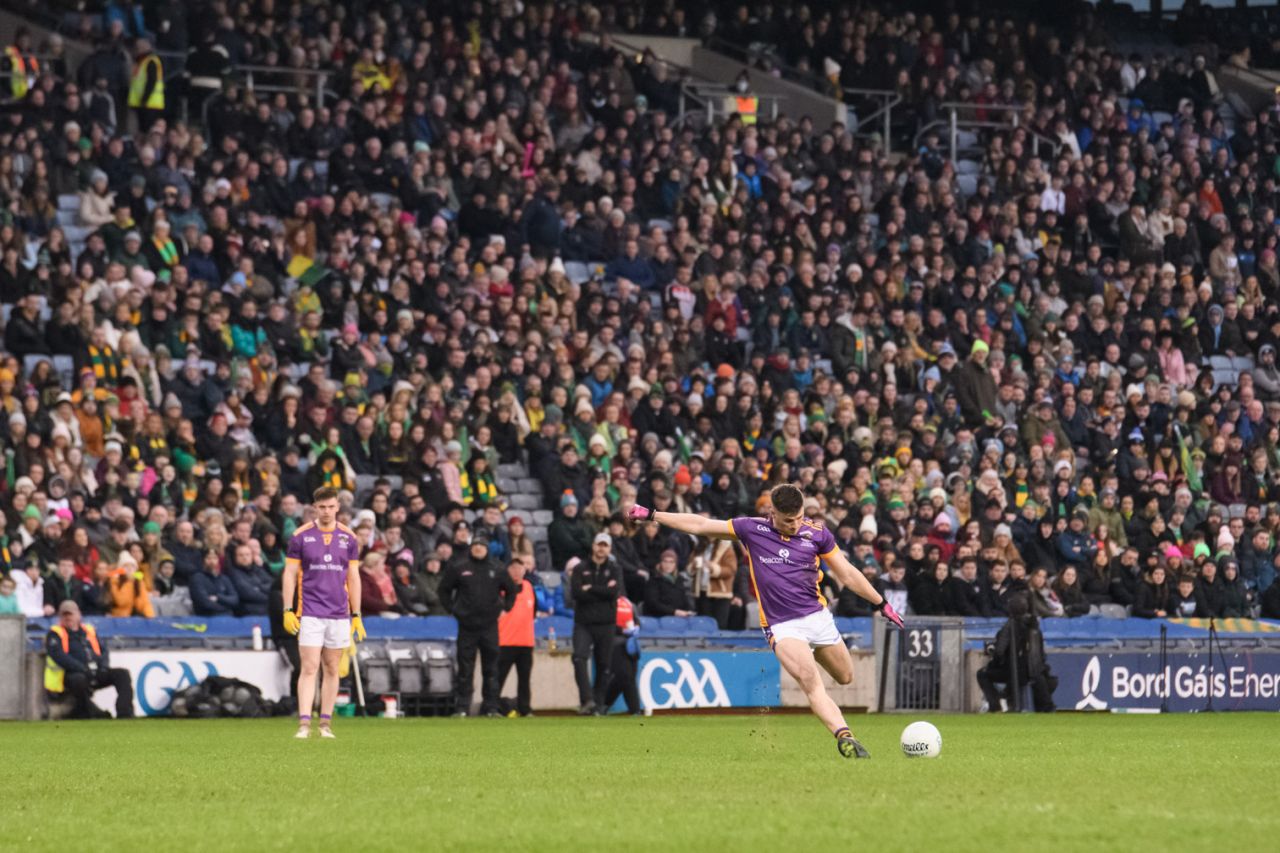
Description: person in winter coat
xmin=690 ymin=536 xmax=737 ymax=628
xmin=78 ymin=170 xmax=116 ymax=227
xmin=190 ymin=549 xmax=240 ymax=615
xmin=1051 ymin=565 xmax=1091 ymax=617
xmin=945 ymin=557 xmax=989 ymax=616
xmin=570 ymin=533 xmax=623 ymax=715
xmin=1108 ymin=547 xmax=1144 ymax=607
xmin=910 ymin=562 xmax=951 ymax=615
xmin=1056 ymin=509 xmax=1098 ymax=567
xmin=1218 ymin=559 xmax=1251 ymax=616
xmin=1029 ymin=567 xmax=1065 ymax=618
xmin=438 ymin=534 xmax=520 ymax=716
xmin=953 ymin=339 xmax=999 ymax=427
xmin=1024 ymin=516 xmax=1064 ymax=574
xmin=359 ymin=552 xmax=402 ymax=616
xmin=1134 ymin=565 xmax=1172 ymax=618
xmin=1170 ymin=573 xmax=1210 ymax=618
xmin=1252 ymin=344 xmax=1280 ymax=401
xmin=548 ymin=493 xmax=593 ymax=570
xmin=1087 ymin=489 xmax=1128 ymax=549
xmin=226 ymin=542 xmax=272 ymax=616
xmin=107 ymin=555 xmax=155 ymax=617
xmin=1080 ymin=550 xmax=1113 ymax=605
xmin=392 ymin=559 xmax=433 ymax=616
xmin=644 ymin=549 xmax=695 ymax=617
xmin=1197 ymin=560 xmax=1226 ymax=617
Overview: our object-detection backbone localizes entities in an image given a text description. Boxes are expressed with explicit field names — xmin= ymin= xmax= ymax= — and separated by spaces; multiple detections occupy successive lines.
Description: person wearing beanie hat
xmin=548 ymin=491 xmax=592 ymax=571
xmin=954 ymin=334 xmax=998 ymax=428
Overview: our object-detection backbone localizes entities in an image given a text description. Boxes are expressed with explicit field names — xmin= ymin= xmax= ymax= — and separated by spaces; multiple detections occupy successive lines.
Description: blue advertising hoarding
xmin=634 ymin=651 xmax=781 ymax=710
xmin=1049 ymin=650 xmax=1280 ymax=712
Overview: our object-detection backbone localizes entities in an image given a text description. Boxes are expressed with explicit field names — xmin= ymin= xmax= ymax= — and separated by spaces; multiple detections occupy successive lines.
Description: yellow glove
xmin=283 ymin=609 xmax=300 ymax=636
xmin=350 ymin=614 xmax=366 ymax=643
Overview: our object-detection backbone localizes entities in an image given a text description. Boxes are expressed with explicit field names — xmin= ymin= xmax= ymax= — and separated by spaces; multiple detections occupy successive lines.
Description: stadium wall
xmin=60 ymin=648 xmax=877 ymax=718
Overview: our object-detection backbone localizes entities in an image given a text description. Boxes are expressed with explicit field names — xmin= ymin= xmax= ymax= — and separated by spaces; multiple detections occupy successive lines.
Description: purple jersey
xmin=286 ymin=522 xmax=360 ymax=619
xmin=729 ymin=516 xmax=838 ymax=627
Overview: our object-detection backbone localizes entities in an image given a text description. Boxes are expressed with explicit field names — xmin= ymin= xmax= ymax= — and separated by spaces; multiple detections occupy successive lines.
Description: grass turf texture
xmin=3 ymin=713 xmax=1276 ymax=852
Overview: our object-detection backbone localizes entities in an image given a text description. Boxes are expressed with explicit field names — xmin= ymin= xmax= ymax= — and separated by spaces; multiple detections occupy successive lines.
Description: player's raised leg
xmin=775 ymin=638 xmax=869 ymax=758
xmin=295 ymin=644 xmax=321 ymax=738
xmin=813 ymin=642 xmax=854 ymax=686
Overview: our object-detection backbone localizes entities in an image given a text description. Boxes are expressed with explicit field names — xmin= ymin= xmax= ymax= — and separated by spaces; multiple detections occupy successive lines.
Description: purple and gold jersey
xmin=729 ymin=516 xmax=838 ymax=627
xmin=286 ymin=522 xmax=360 ymax=619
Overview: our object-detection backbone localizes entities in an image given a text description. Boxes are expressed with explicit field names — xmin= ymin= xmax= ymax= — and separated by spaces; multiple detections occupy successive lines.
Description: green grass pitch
xmin=3 ymin=713 xmax=1276 ymax=851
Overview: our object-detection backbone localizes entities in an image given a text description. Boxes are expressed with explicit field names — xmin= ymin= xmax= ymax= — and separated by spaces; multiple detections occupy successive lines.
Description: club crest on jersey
xmin=323 ymin=534 xmax=332 ymax=546
xmin=799 ymin=529 xmax=813 ymax=538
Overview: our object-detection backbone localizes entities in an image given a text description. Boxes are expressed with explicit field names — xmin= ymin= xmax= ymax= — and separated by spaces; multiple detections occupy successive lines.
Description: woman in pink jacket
xmin=1156 ymin=330 xmax=1189 ymax=389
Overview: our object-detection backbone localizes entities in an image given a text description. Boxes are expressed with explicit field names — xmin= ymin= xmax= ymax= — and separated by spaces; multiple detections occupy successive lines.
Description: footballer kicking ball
xmin=900 ymin=721 xmax=942 ymax=758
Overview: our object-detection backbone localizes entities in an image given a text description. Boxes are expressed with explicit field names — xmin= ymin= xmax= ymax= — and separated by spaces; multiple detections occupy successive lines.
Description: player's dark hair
xmin=770 ymin=484 xmax=804 ymax=515
xmin=313 ymin=486 xmax=339 ymax=503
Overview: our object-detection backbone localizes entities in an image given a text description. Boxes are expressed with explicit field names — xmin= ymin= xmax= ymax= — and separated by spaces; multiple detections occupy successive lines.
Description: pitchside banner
xmin=1049 ymin=650 xmax=1280 ymax=712
xmin=634 ymin=651 xmax=781 ymax=710
xmin=92 ymin=650 xmax=293 ymax=717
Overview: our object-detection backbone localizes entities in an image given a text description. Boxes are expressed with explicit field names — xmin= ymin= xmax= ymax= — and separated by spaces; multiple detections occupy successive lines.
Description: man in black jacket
xmin=572 ymin=532 xmax=624 ymax=715
xmin=438 ymin=534 xmax=519 ymax=717
xmin=946 ymin=557 xmax=990 ymax=616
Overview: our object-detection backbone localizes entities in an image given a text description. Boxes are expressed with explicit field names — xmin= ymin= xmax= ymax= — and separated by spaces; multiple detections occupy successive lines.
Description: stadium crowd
xmin=4 ymin=0 xmax=1280 ymax=656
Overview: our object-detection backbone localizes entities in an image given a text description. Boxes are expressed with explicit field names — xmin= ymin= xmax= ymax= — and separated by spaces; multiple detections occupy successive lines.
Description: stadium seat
xmin=686 ymin=616 xmax=718 ymax=635
xmin=658 ymin=616 xmax=692 ymax=633
xmin=1099 ymin=604 xmax=1128 ymax=619
xmin=423 ymin=648 xmax=454 ymax=696
xmin=534 ymin=615 xmax=573 ymax=640
xmin=357 ymin=644 xmax=393 ymax=694
xmin=533 ymin=540 xmax=552 ymax=572
xmin=394 ymin=658 xmax=424 ymax=695
xmin=58 ymin=194 xmax=80 ymax=211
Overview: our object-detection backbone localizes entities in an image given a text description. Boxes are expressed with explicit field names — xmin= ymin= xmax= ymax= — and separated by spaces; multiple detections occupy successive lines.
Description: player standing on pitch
xmin=282 ymin=486 xmax=365 ymax=739
xmin=628 ymin=483 xmax=904 ymax=758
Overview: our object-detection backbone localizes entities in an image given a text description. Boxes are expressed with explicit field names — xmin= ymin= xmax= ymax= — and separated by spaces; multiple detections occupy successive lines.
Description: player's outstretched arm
xmin=627 ymin=505 xmax=734 ymax=539
xmin=823 ymin=547 xmax=905 ymax=628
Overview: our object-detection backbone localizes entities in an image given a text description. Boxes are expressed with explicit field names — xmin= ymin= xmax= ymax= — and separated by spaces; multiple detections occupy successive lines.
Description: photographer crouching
xmin=976 ymin=594 xmax=1057 ymax=712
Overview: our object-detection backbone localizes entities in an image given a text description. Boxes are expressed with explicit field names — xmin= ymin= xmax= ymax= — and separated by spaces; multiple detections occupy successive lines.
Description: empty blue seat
xmin=534 ymin=615 xmax=573 ymax=639
xmin=658 ymin=616 xmax=692 ymax=633
xmin=686 ymin=616 xmax=718 ymax=635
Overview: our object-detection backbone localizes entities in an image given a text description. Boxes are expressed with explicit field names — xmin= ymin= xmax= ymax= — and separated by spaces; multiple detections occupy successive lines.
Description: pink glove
xmin=875 ymin=598 xmax=905 ymax=629
xmin=627 ymin=505 xmax=652 ymax=521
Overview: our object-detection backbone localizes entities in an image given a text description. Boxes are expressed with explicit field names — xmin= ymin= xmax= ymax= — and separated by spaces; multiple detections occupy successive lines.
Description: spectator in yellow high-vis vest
xmin=44 ymin=600 xmax=135 ymax=719
xmin=128 ymin=38 xmax=164 ymax=132
xmin=5 ymin=28 xmax=39 ymax=100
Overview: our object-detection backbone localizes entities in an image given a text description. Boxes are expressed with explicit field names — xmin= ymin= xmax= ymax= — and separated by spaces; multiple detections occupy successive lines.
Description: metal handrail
xmin=843 ymin=87 xmax=901 ymax=150
xmin=702 ymin=36 xmax=898 ymax=148
xmin=914 ymin=102 xmax=1062 ymax=164
xmin=679 ymin=82 xmax=784 ymax=126
xmin=235 ymin=64 xmax=336 ymax=108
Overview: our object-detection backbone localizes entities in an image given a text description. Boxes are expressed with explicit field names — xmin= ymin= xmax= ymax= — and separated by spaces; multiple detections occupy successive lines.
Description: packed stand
xmin=1 ymin=0 xmax=1280 ymax=641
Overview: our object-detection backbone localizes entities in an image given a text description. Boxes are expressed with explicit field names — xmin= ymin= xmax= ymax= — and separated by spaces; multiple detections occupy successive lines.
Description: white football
xmin=900 ymin=721 xmax=942 ymax=758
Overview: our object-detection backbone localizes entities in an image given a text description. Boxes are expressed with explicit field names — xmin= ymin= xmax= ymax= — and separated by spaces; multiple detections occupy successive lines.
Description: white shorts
xmin=767 ymin=609 xmax=842 ymax=649
xmin=299 ymin=616 xmax=350 ymax=649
